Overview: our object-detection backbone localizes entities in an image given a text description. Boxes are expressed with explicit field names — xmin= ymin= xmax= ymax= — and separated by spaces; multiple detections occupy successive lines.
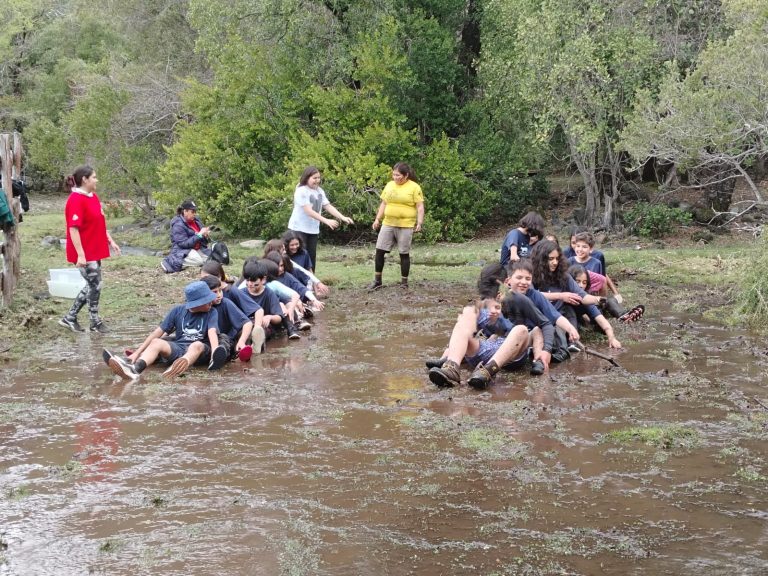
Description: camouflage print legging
xmin=65 ymin=261 xmax=102 ymax=324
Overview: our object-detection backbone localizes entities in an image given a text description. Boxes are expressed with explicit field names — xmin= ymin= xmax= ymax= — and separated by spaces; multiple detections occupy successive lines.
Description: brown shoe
xmin=467 ymin=362 xmax=493 ymax=389
xmin=428 ymin=360 xmax=461 ymax=388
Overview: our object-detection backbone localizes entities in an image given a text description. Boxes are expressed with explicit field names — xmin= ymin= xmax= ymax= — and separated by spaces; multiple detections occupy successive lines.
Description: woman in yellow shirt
xmin=370 ymin=162 xmax=425 ymax=289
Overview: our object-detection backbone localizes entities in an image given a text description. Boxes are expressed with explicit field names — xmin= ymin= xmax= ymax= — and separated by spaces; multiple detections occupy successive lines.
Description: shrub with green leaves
xmin=623 ymin=202 xmax=692 ymax=237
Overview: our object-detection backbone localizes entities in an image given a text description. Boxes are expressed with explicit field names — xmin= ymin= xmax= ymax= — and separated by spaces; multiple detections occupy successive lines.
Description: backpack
xmin=208 ymin=241 xmax=230 ymax=265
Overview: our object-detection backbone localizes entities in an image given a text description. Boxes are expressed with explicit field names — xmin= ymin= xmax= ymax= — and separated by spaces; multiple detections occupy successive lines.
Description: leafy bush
xmin=623 ymin=202 xmax=692 ymax=237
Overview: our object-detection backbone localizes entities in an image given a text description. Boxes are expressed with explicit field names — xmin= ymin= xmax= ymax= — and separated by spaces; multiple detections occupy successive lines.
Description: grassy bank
xmin=0 ymin=205 xmax=756 ymax=355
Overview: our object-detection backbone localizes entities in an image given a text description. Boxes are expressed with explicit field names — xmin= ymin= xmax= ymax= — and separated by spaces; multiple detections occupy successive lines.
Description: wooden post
xmin=1 ymin=132 xmax=23 ymax=308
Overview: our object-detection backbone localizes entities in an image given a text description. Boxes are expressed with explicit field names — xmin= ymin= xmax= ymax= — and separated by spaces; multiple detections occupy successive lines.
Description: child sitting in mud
xmin=566 ymin=230 xmax=604 ymax=274
xmin=563 ymin=226 xmax=606 ymax=274
xmin=568 ymin=264 xmax=645 ymax=323
xmin=103 ymin=280 xmax=227 ymax=380
xmin=426 ymin=262 xmax=560 ymax=389
xmin=237 ymin=260 xmax=301 ymax=340
xmin=200 ymin=275 xmax=259 ymax=361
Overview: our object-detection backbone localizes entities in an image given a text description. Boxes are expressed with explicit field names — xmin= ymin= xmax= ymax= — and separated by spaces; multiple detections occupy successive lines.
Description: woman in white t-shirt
xmin=287 ymin=166 xmax=354 ymax=271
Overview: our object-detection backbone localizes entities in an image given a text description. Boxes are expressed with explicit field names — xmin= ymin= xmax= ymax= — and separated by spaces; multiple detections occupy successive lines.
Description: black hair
xmin=519 ymin=211 xmax=546 ymax=238
xmin=507 ymin=259 xmax=534 ymax=277
xmin=201 ymin=275 xmax=221 ymax=290
xmin=568 ymin=264 xmax=591 ymax=291
xmin=242 ymin=259 xmax=268 ymax=281
xmin=298 ymin=166 xmax=321 ymax=187
xmin=282 ymin=230 xmax=304 ymax=254
xmin=392 ymin=162 xmax=416 ymax=181
xmin=259 ymin=258 xmax=279 ymax=282
xmin=201 ymin=260 xmax=226 ymax=281
xmin=477 ymin=262 xmax=507 ymax=299
xmin=530 ymin=239 xmax=569 ymax=290
xmin=66 ymin=165 xmax=94 ymax=189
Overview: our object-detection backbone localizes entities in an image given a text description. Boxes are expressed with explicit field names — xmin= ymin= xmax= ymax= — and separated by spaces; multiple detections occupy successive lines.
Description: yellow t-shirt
xmin=380 ymin=180 xmax=424 ymax=228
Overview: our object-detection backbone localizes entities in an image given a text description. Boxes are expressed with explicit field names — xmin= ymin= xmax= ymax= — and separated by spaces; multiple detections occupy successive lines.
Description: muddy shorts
xmin=162 ymin=340 xmax=212 ymax=366
xmin=465 ymin=337 xmax=529 ymax=369
xmin=376 ymin=225 xmax=414 ymax=254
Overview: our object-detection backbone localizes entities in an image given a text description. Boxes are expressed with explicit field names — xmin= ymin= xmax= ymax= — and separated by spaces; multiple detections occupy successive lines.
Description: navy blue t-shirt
xmin=214 ymin=298 xmax=251 ymax=339
xmin=564 ymin=246 xmax=606 ymax=273
xmin=535 ymin=276 xmax=601 ymax=319
xmin=159 ymin=304 xmax=218 ymax=345
xmin=500 ymin=228 xmax=531 ymax=267
xmin=277 ymin=271 xmax=308 ymax=299
xmin=290 ymin=249 xmax=313 ymax=271
xmin=238 ymin=285 xmax=282 ymax=316
xmin=567 ymin=255 xmax=603 ymax=275
xmin=224 ymin=287 xmax=263 ymax=318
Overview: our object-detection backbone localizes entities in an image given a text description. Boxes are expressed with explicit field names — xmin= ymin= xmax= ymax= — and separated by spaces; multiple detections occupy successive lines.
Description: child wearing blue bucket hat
xmin=102 ymin=280 xmax=227 ymax=379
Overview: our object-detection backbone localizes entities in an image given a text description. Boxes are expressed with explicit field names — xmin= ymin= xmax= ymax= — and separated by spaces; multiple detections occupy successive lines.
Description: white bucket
xmin=47 ymin=268 xmax=86 ymax=299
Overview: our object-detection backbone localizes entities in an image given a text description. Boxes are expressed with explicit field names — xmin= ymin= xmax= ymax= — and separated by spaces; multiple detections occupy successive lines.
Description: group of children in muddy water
xmin=103 ymin=231 xmax=329 ymax=380
xmin=103 ymin=209 xmax=644 ymax=388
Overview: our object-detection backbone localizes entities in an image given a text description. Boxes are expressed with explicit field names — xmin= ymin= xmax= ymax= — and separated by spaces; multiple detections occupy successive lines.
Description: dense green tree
xmin=621 ymin=0 xmax=768 ymax=210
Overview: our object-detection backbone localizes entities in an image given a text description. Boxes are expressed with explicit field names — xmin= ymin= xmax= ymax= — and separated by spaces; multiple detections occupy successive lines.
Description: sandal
xmin=619 ymin=304 xmax=645 ymax=323
xmin=162 ymin=357 xmax=189 ymax=378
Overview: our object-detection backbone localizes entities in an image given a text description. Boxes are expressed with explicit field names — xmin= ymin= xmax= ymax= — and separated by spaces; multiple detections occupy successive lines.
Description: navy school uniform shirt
xmin=564 ymin=246 xmax=606 ymax=274
xmin=499 ymin=229 xmax=531 ymax=267
xmin=535 ymin=276 xmax=602 ymax=320
xmin=238 ymin=285 xmax=282 ymax=316
xmin=214 ymin=298 xmax=251 ymax=339
xmin=479 ymin=293 xmax=556 ymax=352
xmin=290 ymin=248 xmax=313 ymax=271
xmin=159 ymin=305 xmax=218 ymax=345
xmin=567 ymin=255 xmax=603 ymax=275
xmin=224 ymin=286 xmax=263 ymax=318
xmin=277 ymin=271 xmax=308 ymax=300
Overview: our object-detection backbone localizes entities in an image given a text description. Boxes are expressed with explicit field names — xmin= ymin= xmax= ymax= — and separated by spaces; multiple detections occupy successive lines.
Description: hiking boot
xmin=59 ymin=316 xmax=85 ymax=333
xmin=368 ymin=279 xmax=382 ymax=291
xmin=104 ymin=349 xmax=139 ymax=380
xmin=530 ymin=360 xmax=545 ymax=376
xmin=468 ymin=363 xmax=493 ymax=389
xmin=428 ymin=361 xmax=461 ymax=388
xmin=425 ymin=357 xmax=447 ymax=369
xmin=208 ymin=345 xmax=228 ymax=370
xmin=90 ymin=320 xmax=110 ymax=334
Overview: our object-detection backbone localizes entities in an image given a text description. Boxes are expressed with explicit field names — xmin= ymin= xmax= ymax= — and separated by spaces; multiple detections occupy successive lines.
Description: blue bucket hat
xmin=184 ymin=280 xmax=216 ymax=309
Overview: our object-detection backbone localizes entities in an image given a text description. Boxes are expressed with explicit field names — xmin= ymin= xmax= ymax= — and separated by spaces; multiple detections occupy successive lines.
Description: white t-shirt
xmin=287 ymin=185 xmax=329 ymax=234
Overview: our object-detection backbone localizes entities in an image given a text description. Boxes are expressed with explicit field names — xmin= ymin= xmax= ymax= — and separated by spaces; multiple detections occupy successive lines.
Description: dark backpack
xmin=208 ymin=241 xmax=230 ymax=265
xmin=12 ymin=179 xmax=29 ymax=213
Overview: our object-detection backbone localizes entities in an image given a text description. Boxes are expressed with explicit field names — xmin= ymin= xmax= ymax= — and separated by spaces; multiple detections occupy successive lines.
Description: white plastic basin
xmin=47 ymin=268 xmax=86 ymax=298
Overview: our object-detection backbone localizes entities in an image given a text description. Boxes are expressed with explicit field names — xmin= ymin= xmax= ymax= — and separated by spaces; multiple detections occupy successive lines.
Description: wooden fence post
xmin=1 ymin=132 xmax=23 ymax=308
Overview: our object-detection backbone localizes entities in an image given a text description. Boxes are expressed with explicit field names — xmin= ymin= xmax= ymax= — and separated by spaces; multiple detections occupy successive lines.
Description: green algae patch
xmin=459 ymin=427 xmax=526 ymax=460
xmin=601 ymin=425 xmax=700 ymax=450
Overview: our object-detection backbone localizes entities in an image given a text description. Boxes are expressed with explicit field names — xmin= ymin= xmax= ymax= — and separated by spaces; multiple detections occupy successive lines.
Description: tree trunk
xmin=690 ymin=162 xmax=737 ymax=222
xmin=567 ymin=133 xmax=599 ymax=225
xmin=1 ymin=133 xmax=23 ymax=308
xmin=601 ymin=137 xmax=621 ymax=229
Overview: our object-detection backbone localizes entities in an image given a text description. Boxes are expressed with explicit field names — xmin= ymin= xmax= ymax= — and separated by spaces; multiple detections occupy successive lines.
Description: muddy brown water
xmin=2 ymin=286 xmax=768 ymax=575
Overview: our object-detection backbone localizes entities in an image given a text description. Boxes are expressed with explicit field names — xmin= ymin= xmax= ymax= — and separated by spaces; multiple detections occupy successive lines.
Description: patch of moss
xmin=601 ymin=425 xmax=700 ymax=450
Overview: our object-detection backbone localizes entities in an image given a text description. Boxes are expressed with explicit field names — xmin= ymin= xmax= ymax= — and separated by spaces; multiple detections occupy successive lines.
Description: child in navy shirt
xmin=499 ymin=211 xmax=545 ymax=267
xmin=241 ymin=260 xmax=301 ymax=340
xmin=567 ymin=231 xmax=604 ymax=274
xmin=103 ymin=280 xmax=226 ymax=380
xmin=200 ymin=275 xmax=259 ymax=360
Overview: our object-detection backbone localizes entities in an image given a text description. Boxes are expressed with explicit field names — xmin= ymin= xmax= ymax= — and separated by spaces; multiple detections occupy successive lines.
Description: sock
xmin=134 ymin=359 xmax=147 ymax=373
xmin=485 ymin=359 xmax=500 ymax=376
xmin=374 ymin=249 xmax=386 ymax=274
xmin=399 ymin=253 xmax=410 ymax=278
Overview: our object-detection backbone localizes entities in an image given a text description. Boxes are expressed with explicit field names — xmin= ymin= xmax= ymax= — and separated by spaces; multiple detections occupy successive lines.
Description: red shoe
xmin=238 ymin=345 xmax=253 ymax=362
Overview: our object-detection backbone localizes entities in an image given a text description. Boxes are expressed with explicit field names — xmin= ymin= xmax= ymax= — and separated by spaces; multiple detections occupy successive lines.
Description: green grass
xmin=601 ymin=425 xmax=700 ymax=450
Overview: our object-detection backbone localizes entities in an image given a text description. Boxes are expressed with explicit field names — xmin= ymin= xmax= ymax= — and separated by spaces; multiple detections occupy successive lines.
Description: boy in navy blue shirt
xmin=200 ymin=275 xmax=259 ymax=360
xmin=567 ymin=231 xmax=604 ymax=274
xmin=103 ymin=280 xmax=226 ymax=380
xmin=499 ymin=211 xmax=545 ymax=267
xmin=240 ymin=260 xmax=300 ymax=340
